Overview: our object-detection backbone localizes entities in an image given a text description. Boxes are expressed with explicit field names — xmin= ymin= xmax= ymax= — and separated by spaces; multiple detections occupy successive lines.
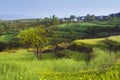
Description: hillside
xmin=0 ymin=20 xmax=120 ymax=52
xmin=0 ymin=17 xmax=120 ymax=80
xmin=0 ymin=35 xmax=120 ymax=80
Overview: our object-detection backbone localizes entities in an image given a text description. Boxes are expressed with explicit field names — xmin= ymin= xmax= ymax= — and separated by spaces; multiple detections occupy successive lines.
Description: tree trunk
xmin=39 ymin=48 xmax=42 ymax=59
xmin=36 ymin=47 xmax=39 ymax=58
xmin=36 ymin=46 xmax=42 ymax=59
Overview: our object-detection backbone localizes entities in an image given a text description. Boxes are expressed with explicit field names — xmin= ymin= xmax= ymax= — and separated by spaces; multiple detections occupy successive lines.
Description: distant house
xmin=59 ymin=18 xmax=78 ymax=22
xmin=59 ymin=18 xmax=68 ymax=22
xmin=70 ymin=18 xmax=77 ymax=22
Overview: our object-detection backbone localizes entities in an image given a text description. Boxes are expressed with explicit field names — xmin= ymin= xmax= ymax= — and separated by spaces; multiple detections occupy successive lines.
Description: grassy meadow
xmin=0 ymin=35 xmax=120 ymax=80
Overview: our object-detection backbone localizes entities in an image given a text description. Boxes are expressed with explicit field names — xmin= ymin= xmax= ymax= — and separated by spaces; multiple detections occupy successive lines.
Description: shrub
xmin=98 ymin=32 xmax=109 ymax=37
xmin=0 ymin=42 xmax=6 ymax=52
xmin=67 ymin=44 xmax=93 ymax=53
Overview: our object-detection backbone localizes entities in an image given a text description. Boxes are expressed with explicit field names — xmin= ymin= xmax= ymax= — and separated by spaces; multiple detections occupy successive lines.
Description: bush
xmin=67 ymin=44 xmax=93 ymax=53
xmin=98 ymin=32 xmax=109 ymax=37
xmin=0 ymin=42 xmax=6 ymax=52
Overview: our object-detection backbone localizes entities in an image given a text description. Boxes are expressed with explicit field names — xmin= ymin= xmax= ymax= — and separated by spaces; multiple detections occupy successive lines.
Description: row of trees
xmin=0 ymin=15 xmax=60 ymax=35
xmin=61 ymin=12 xmax=120 ymax=22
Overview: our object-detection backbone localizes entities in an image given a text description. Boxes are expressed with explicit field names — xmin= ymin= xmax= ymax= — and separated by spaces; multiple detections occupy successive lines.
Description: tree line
xmin=0 ymin=12 xmax=120 ymax=35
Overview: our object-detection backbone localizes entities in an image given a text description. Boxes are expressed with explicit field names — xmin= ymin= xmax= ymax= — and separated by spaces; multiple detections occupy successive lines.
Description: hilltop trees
xmin=51 ymin=15 xmax=59 ymax=25
xmin=18 ymin=27 xmax=49 ymax=58
xmin=42 ymin=17 xmax=52 ymax=27
xmin=70 ymin=15 xmax=76 ymax=19
xmin=85 ymin=14 xmax=96 ymax=22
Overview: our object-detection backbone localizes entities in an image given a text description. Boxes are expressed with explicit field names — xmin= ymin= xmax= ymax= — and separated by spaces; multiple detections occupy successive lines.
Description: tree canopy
xmin=18 ymin=27 xmax=49 ymax=58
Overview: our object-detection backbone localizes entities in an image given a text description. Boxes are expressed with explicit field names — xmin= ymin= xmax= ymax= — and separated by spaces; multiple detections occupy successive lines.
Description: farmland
xmin=0 ymin=13 xmax=120 ymax=80
xmin=0 ymin=35 xmax=120 ymax=80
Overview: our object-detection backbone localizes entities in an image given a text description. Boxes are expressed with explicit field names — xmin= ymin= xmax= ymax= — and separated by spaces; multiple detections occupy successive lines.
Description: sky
xmin=0 ymin=0 xmax=119 ymax=20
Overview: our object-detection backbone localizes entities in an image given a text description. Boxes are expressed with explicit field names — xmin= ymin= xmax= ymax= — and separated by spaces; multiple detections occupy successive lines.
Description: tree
xmin=85 ymin=14 xmax=96 ymax=22
xmin=70 ymin=15 xmax=76 ymax=19
xmin=42 ymin=17 xmax=52 ymax=27
xmin=51 ymin=15 xmax=59 ymax=25
xmin=90 ymin=14 xmax=96 ymax=21
xmin=0 ymin=26 xmax=3 ymax=34
xmin=85 ymin=14 xmax=90 ymax=21
xmin=18 ymin=27 xmax=49 ymax=58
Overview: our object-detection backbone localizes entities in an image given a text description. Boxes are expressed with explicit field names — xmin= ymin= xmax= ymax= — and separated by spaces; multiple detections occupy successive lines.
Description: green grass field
xmin=107 ymin=35 xmax=120 ymax=44
xmin=0 ymin=49 xmax=120 ymax=80
xmin=74 ymin=38 xmax=104 ymax=46
xmin=1 ymin=34 xmax=120 ymax=80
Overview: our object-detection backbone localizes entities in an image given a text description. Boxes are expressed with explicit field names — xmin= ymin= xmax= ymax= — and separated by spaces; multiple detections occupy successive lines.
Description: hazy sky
xmin=0 ymin=0 xmax=119 ymax=20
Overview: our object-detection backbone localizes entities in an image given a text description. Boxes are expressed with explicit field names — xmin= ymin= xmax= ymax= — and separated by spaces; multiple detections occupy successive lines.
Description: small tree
xmin=18 ymin=27 xmax=49 ymax=58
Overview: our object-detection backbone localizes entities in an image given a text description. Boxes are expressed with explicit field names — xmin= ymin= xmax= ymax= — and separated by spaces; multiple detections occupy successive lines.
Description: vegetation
xmin=0 ymin=34 xmax=16 ymax=43
xmin=74 ymin=38 xmax=104 ymax=46
xmin=18 ymin=27 xmax=49 ymax=58
xmin=0 ymin=12 xmax=120 ymax=80
xmin=107 ymin=35 xmax=120 ymax=43
xmin=0 ymin=47 xmax=120 ymax=80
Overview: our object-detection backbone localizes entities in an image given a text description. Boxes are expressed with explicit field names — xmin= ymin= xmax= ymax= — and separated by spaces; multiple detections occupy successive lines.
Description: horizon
xmin=0 ymin=12 xmax=119 ymax=21
xmin=0 ymin=0 xmax=120 ymax=20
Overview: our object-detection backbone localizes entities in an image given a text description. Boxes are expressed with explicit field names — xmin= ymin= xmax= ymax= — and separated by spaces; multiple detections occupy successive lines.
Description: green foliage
xmin=18 ymin=27 xmax=49 ymax=47
xmin=18 ymin=27 xmax=49 ymax=57
xmin=98 ymin=32 xmax=109 ymax=37
xmin=70 ymin=15 xmax=76 ymax=19
xmin=32 ymin=27 xmax=49 ymax=48
xmin=85 ymin=14 xmax=96 ymax=21
xmin=0 ymin=34 xmax=16 ymax=43
xmin=0 ymin=16 xmax=120 ymax=80
xmin=17 ymin=28 xmax=34 ymax=45
xmin=51 ymin=15 xmax=59 ymax=25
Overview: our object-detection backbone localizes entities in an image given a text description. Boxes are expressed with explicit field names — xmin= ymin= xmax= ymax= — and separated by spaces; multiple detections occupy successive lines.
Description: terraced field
xmin=0 ymin=34 xmax=16 ymax=43
xmin=0 ymin=35 xmax=120 ymax=80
